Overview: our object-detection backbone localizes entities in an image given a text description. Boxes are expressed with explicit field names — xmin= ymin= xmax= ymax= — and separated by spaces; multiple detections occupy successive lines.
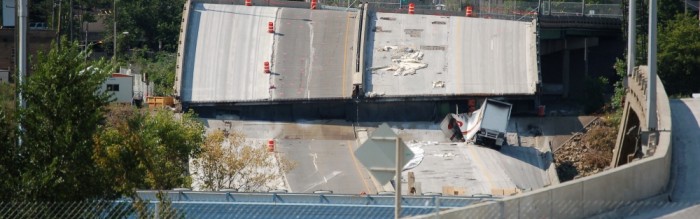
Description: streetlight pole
xmin=17 ymin=0 xmax=28 ymax=147
xmin=627 ymin=0 xmax=635 ymax=78
xmin=395 ymin=137 xmax=402 ymax=219
xmin=647 ymin=0 xmax=657 ymax=131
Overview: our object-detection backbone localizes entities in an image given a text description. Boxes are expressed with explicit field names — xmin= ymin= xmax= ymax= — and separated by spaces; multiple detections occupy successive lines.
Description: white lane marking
xmin=306 ymin=20 xmax=314 ymax=99
xmin=301 ymin=171 xmax=342 ymax=192
xmin=311 ymin=153 xmax=319 ymax=172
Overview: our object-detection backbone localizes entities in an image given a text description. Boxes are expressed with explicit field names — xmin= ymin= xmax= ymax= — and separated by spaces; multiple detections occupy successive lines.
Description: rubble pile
xmin=554 ymin=118 xmax=617 ymax=182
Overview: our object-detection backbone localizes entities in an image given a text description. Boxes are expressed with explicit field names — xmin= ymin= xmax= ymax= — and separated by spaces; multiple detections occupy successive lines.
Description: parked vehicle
xmin=29 ymin=22 xmax=48 ymax=30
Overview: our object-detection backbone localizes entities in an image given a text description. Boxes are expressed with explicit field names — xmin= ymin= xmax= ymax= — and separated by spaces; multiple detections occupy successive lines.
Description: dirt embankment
xmin=554 ymin=116 xmax=618 ymax=182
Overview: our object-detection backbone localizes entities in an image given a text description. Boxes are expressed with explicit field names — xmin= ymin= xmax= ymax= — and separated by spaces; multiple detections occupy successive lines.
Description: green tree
xmin=658 ymin=14 xmax=700 ymax=96
xmin=623 ymin=0 xmax=684 ymax=66
xmin=580 ymin=76 xmax=609 ymax=114
xmin=192 ymin=130 xmax=296 ymax=192
xmin=0 ymin=83 xmax=19 ymax=199
xmin=106 ymin=0 xmax=185 ymax=57
xmin=18 ymin=38 xmax=115 ymax=201
xmin=130 ymin=51 xmax=176 ymax=96
xmin=93 ymin=107 xmax=204 ymax=197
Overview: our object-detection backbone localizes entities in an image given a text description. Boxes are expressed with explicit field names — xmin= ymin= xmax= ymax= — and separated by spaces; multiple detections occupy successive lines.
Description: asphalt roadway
xmin=598 ymin=98 xmax=700 ymax=218
xmin=634 ymin=99 xmax=700 ymax=218
xmin=199 ymin=117 xmax=598 ymax=196
xmin=271 ymin=8 xmax=358 ymax=100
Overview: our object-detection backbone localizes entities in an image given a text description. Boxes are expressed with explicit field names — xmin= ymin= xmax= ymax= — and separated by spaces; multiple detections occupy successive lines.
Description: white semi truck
xmin=440 ymin=99 xmax=512 ymax=150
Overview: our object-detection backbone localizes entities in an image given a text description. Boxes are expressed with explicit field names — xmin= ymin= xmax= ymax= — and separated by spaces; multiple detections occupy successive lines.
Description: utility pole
xmin=57 ymin=0 xmax=62 ymax=45
xmin=69 ymin=0 xmax=73 ymax=41
xmin=113 ymin=0 xmax=117 ymax=60
xmin=17 ymin=0 xmax=28 ymax=146
xmin=647 ymin=0 xmax=657 ymax=131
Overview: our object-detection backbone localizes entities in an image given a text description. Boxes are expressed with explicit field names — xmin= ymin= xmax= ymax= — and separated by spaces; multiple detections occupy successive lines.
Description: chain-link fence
xmin=2 ymin=198 xmax=699 ymax=218
xmin=358 ymin=0 xmax=621 ymax=20
xmin=0 ymin=191 xmax=495 ymax=218
xmin=541 ymin=1 xmax=623 ymax=18
xmin=192 ymin=0 xmax=622 ymax=21
xmin=416 ymin=199 xmax=700 ymax=218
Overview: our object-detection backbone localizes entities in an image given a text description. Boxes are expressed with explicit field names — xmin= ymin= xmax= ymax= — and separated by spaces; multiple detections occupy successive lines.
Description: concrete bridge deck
xmin=176 ymin=2 xmax=540 ymax=104
xmin=364 ymin=13 xmax=538 ymax=98
xmin=178 ymin=4 xmax=360 ymax=103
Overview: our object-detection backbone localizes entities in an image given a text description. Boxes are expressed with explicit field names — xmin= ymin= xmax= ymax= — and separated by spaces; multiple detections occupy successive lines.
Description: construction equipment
xmin=146 ymin=96 xmax=175 ymax=108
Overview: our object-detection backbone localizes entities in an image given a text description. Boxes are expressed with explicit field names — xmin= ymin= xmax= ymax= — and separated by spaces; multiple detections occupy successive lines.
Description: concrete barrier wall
xmin=418 ymin=67 xmax=672 ymax=219
xmin=175 ymin=0 xmax=192 ymax=97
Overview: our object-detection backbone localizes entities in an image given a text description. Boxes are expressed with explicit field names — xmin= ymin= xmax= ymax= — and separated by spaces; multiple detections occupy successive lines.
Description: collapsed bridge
xmin=175 ymin=1 xmax=539 ymax=116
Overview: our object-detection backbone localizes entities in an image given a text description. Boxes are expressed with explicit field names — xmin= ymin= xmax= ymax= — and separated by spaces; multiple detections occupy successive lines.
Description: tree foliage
xmin=130 ymin=51 xmax=177 ymax=96
xmin=192 ymin=130 xmax=296 ymax=192
xmin=624 ymin=0 xmax=684 ymax=65
xmin=611 ymin=58 xmax=626 ymax=109
xmin=93 ymin=106 xmax=204 ymax=197
xmin=0 ymin=83 xmax=18 ymax=199
xmin=106 ymin=0 xmax=185 ymax=56
xmin=579 ymin=76 xmax=609 ymax=114
xmin=658 ymin=14 xmax=700 ymax=96
xmin=18 ymin=38 xmax=114 ymax=201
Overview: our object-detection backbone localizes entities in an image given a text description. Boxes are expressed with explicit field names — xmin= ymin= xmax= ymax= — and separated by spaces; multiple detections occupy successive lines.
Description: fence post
xmin=154 ymin=202 xmax=160 ymax=219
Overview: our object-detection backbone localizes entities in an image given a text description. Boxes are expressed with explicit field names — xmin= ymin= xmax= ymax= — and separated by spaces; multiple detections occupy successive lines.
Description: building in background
xmin=0 ymin=69 xmax=8 ymax=83
xmin=102 ymin=73 xmax=134 ymax=103
xmin=101 ymin=66 xmax=151 ymax=105
xmin=1 ymin=0 xmax=14 ymax=28
xmin=0 ymin=29 xmax=54 ymax=79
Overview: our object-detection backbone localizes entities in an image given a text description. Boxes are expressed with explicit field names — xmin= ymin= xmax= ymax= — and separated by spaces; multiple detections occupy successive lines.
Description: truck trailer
xmin=440 ymin=99 xmax=512 ymax=150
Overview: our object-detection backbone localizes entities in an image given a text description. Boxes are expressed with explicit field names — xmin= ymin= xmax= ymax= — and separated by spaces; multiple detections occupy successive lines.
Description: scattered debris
xmin=432 ymin=81 xmax=445 ymax=88
xmin=377 ymin=46 xmax=398 ymax=52
xmin=420 ymin=45 xmax=446 ymax=51
xmin=526 ymin=124 xmax=542 ymax=136
xmin=365 ymin=91 xmax=385 ymax=98
xmin=404 ymin=140 xmax=429 ymax=171
xmin=380 ymin=17 xmax=397 ymax=20
xmin=373 ymin=26 xmax=391 ymax=33
xmin=372 ymin=46 xmax=429 ymax=76
xmin=404 ymin=29 xmax=424 ymax=37
xmin=432 ymin=152 xmax=456 ymax=158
